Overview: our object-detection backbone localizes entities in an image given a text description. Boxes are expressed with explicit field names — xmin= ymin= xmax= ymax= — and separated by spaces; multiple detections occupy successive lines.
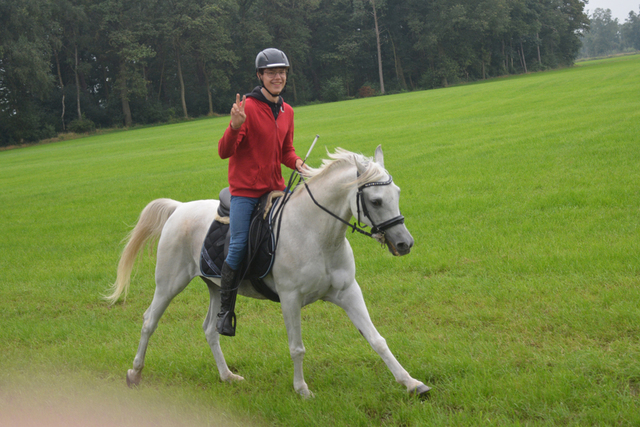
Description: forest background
xmin=1 ymin=0 xmax=639 ymax=146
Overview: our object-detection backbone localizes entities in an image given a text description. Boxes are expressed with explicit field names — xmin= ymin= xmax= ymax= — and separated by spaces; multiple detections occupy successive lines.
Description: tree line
xmin=579 ymin=7 xmax=640 ymax=58
xmin=1 ymin=0 xmax=590 ymax=146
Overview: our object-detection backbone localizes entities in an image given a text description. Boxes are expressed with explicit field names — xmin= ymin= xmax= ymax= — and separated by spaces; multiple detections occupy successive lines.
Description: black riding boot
xmin=216 ymin=262 xmax=239 ymax=336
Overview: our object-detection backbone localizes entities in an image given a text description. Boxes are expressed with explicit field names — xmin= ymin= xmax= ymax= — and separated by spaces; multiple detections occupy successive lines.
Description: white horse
xmin=107 ymin=146 xmax=430 ymax=397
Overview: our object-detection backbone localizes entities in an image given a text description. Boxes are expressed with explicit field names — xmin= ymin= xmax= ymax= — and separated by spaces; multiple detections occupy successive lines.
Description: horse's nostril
xmin=397 ymin=242 xmax=409 ymax=251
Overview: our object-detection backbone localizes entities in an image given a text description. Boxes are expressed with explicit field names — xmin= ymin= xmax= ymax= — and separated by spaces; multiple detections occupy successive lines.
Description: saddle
xmin=200 ymin=188 xmax=283 ymax=302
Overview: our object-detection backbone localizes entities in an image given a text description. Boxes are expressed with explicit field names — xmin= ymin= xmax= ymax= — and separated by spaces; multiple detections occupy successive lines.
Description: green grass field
xmin=1 ymin=55 xmax=639 ymax=426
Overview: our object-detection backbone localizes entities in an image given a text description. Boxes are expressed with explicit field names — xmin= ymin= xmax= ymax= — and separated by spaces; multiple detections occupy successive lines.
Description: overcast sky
xmin=584 ymin=0 xmax=639 ymax=22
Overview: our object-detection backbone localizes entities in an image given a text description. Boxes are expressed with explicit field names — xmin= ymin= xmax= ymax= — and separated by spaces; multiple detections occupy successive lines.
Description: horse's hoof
xmin=411 ymin=383 xmax=431 ymax=397
xmin=222 ymin=373 xmax=245 ymax=383
xmin=296 ymin=387 xmax=315 ymax=399
xmin=126 ymin=369 xmax=142 ymax=388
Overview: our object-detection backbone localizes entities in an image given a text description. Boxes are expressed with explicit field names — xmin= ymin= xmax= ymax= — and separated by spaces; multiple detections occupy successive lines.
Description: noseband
xmin=355 ymin=174 xmax=405 ymax=235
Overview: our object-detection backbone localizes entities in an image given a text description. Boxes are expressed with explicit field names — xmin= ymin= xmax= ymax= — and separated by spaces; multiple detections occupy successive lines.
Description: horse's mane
xmin=295 ymin=148 xmax=388 ymax=192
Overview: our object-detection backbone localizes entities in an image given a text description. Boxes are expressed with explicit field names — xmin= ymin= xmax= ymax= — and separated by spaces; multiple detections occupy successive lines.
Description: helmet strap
xmin=262 ymin=84 xmax=280 ymax=98
xmin=258 ymin=74 xmax=285 ymax=99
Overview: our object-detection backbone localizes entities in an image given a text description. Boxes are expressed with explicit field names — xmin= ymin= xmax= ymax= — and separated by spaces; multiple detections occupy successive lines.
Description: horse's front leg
xmin=328 ymin=282 xmax=431 ymax=396
xmin=279 ymin=292 xmax=313 ymax=398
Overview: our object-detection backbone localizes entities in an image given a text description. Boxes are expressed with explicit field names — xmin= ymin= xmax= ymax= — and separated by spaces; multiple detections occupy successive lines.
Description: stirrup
xmin=216 ymin=311 xmax=237 ymax=337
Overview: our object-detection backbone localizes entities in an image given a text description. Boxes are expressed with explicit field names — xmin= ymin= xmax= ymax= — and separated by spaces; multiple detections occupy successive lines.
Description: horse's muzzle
xmin=386 ymin=232 xmax=414 ymax=256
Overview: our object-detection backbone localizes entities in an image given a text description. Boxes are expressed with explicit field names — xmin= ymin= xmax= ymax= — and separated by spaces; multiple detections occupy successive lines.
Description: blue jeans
xmin=225 ymin=195 xmax=260 ymax=271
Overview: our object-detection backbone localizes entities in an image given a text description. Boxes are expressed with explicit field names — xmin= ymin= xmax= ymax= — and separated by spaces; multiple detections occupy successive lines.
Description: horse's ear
xmin=374 ymin=145 xmax=384 ymax=168
xmin=355 ymin=155 xmax=368 ymax=175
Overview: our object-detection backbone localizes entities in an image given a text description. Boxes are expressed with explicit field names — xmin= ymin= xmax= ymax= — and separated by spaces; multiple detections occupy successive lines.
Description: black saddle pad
xmin=199 ymin=220 xmax=229 ymax=278
xmin=199 ymin=190 xmax=281 ymax=302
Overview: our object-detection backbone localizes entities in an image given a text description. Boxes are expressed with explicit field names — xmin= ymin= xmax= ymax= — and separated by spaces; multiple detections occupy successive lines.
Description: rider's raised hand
xmin=230 ymin=93 xmax=246 ymax=130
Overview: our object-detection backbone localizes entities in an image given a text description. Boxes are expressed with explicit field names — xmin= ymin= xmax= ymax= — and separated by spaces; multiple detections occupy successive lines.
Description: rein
xmin=300 ymin=174 xmax=376 ymax=238
xmin=274 ymin=168 xmax=405 ymax=245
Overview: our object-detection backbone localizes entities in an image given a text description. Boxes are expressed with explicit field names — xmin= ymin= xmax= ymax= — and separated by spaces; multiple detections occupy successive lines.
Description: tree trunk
xmin=121 ymin=92 xmax=132 ymax=127
xmin=203 ymin=65 xmax=214 ymax=116
xmin=536 ymin=32 xmax=542 ymax=65
xmin=520 ymin=40 xmax=528 ymax=73
xmin=437 ymin=44 xmax=448 ymax=87
xmin=157 ymin=56 xmax=165 ymax=102
xmin=120 ymin=61 xmax=132 ymax=127
xmin=176 ymin=49 xmax=188 ymax=119
xmin=371 ymin=0 xmax=385 ymax=94
xmin=104 ymin=67 xmax=109 ymax=101
xmin=510 ymin=39 xmax=514 ymax=72
xmin=389 ymin=34 xmax=407 ymax=90
xmin=143 ymin=66 xmax=148 ymax=101
xmin=502 ymin=40 xmax=506 ymax=73
xmin=54 ymin=48 xmax=66 ymax=131
xmin=75 ymin=43 xmax=82 ymax=120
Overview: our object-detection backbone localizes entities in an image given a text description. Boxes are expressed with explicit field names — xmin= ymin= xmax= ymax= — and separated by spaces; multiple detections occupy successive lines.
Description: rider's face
xmin=259 ymin=68 xmax=288 ymax=96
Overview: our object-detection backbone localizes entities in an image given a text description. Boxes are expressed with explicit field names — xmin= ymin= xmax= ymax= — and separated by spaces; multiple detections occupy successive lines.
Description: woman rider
xmin=216 ymin=48 xmax=306 ymax=336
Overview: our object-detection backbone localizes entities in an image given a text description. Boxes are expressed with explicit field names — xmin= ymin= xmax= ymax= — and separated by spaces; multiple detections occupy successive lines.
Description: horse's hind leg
xmin=127 ymin=269 xmax=192 ymax=387
xmin=201 ymin=278 xmax=244 ymax=383
xmin=328 ymin=282 xmax=431 ymax=396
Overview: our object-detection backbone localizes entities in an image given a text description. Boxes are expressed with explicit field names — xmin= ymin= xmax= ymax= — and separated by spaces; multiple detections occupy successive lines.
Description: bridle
xmin=286 ymin=170 xmax=405 ymax=242
xmin=355 ymin=174 xmax=405 ymax=236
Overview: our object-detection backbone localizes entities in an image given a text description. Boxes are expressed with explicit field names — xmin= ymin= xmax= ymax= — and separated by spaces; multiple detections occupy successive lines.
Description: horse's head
xmin=351 ymin=146 xmax=414 ymax=256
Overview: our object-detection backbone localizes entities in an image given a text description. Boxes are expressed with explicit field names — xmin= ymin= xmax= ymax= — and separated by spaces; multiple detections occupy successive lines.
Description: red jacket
xmin=218 ymin=95 xmax=300 ymax=198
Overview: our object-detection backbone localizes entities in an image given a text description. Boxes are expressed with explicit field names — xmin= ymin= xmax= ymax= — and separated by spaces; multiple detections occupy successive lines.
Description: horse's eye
xmin=371 ymin=198 xmax=383 ymax=207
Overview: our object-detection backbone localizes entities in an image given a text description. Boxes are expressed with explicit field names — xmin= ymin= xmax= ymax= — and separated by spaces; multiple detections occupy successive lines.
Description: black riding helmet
xmin=255 ymin=48 xmax=290 ymax=98
xmin=255 ymin=48 xmax=290 ymax=72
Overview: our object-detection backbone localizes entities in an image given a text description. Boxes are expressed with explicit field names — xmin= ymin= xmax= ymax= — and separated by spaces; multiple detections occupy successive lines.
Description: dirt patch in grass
xmin=0 ymin=373 xmax=253 ymax=427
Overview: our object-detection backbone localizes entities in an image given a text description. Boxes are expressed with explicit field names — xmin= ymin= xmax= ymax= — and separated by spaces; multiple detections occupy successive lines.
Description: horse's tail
xmin=105 ymin=198 xmax=181 ymax=305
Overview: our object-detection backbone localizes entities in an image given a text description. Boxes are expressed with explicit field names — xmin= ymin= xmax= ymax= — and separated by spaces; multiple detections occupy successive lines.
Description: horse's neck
xmin=289 ymin=163 xmax=355 ymax=239
xmin=310 ymin=163 xmax=355 ymax=211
